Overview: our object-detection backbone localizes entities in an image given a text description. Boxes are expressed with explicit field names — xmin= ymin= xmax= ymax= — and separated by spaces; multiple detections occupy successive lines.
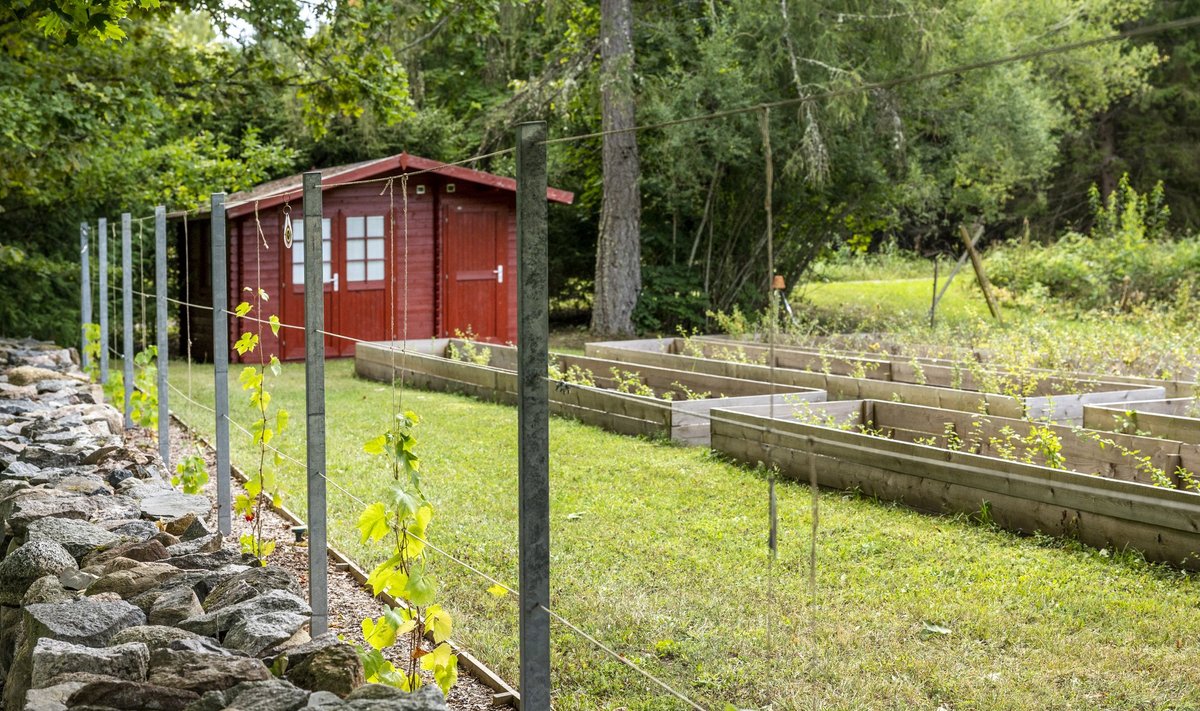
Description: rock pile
xmin=0 ymin=338 xmax=446 ymax=711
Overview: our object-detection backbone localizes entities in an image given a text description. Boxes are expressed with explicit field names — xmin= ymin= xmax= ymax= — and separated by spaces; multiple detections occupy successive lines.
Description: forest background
xmin=2 ymin=0 xmax=1199 ymax=344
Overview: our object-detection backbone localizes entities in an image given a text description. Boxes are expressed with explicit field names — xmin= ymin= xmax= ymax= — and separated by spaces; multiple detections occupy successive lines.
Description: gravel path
xmin=139 ymin=418 xmax=502 ymax=711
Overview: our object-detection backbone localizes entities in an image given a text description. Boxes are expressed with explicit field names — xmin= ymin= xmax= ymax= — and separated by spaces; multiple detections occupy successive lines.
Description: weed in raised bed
xmin=1111 ymin=410 xmax=1153 ymax=437
xmin=671 ymin=381 xmax=710 ymax=400
xmin=1070 ymin=426 xmax=1197 ymax=490
xmin=548 ymin=355 xmax=595 ymax=387
xmin=786 ymin=398 xmax=855 ymax=431
xmin=446 ymin=328 xmax=491 ymax=366
xmin=610 ymin=367 xmax=655 ymax=397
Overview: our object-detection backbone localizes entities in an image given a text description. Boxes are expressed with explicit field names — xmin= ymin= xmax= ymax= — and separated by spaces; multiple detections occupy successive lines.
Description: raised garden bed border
xmin=1084 ymin=398 xmax=1200 ymax=445
xmin=354 ymin=340 xmax=825 ymax=445
xmin=586 ymin=338 xmax=1165 ymax=422
xmin=710 ymin=407 xmax=1200 ymax=570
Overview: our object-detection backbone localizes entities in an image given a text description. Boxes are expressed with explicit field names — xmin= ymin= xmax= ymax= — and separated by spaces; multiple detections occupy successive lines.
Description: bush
xmin=0 ymin=244 xmax=80 ymax=346
xmin=987 ymin=176 xmax=1199 ymax=310
xmin=632 ymin=264 xmax=710 ymax=333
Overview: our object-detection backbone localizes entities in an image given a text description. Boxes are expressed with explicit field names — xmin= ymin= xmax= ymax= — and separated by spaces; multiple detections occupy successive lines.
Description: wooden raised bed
xmin=587 ymin=338 xmax=1165 ymax=422
xmin=710 ymin=406 xmax=1200 ymax=570
xmin=699 ymin=333 xmax=1198 ymax=399
xmin=1084 ymin=398 xmax=1200 ymax=445
xmin=354 ymin=339 xmax=824 ymax=445
xmin=731 ymin=399 xmax=1200 ymax=487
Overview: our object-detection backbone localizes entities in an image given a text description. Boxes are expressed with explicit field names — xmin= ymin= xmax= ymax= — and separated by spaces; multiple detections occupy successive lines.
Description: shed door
xmin=442 ymin=204 xmax=507 ymax=341
xmin=336 ymin=211 xmax=392 ymax=357
xmin=282 ymin=216 xmax=335 ymax=361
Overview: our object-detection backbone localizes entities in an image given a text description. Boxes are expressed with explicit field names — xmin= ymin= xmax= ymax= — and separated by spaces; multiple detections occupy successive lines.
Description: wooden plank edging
xmin=709 ymin=408 xmax=1200 ymax=567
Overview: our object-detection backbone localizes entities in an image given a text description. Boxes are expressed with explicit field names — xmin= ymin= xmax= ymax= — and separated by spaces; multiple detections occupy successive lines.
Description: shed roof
xmin=177 ymin=152 xmax=574 ymax=219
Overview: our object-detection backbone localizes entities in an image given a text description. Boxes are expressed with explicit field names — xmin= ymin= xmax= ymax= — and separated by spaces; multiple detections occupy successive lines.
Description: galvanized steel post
xmin=80 ymin=223 xmax=91 ymax=370
xmin=516 ymin=120 xmax=550 ymax=709
xmin=122 ymin=213 xmax=134 ymax=429
xmin=98 ymin=217 xmax=109 ymax=384
xmin=211 ymin=193 xmax=232 ymax=535
xmin=155 ymin=206 xmax=170 ymax=469
xmin=302 ymin=172 xmax=328 ymax=636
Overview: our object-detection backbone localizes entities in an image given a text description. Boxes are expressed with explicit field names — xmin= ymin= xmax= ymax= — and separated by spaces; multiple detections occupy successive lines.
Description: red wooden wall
xmin=183 ymin=172 xmax=520 ymax=362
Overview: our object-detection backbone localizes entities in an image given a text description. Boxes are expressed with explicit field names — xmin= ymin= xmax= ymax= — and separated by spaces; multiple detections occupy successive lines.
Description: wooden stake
xmin=959 ymin=223 xmax=1003 ymax=325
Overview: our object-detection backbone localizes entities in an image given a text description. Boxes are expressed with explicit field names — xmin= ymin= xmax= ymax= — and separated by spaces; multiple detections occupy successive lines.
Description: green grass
xmin=799 ymin=272 xmax=991 ymax=331
xmin=792 ymin=272 xmax=1200 ymax=380
xmin=168 ymin=358 xmax=1200 ymax=710
xmin=809 ymin=251 xmax=938 ymax=282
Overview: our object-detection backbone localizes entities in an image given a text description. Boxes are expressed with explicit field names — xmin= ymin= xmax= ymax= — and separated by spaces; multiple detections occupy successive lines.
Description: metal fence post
xmin=99 ymin=217 xmax=109 ymax=385
xmin=516 ymin=120 xmax=550 ymax=709
xmin=122 ymin=213 xmax=134 ymax=429
xmin=80 ymin=223 xmax=91 ymax=370
xmin=303 ymin=172 xmax=328 ymax=637
xmin=155 ymin=206 xmax=170 ymax=469
xmin=211 ymin=193 xmax=231 ymax=535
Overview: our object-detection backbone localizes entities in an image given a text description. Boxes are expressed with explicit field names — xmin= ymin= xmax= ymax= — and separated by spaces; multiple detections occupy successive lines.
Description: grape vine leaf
xmin=404 ymin=504 xmax=433 ymax=557
xmin=363 ymin=435 xmax=387 ymax=455
xmin=403 ymin=562 xmax=437 ymax=606
xmin=424 ymin=604 xmax=453 ymax=643
xmin=420 ymin=642 xmax=458 ymax=695
xmin=357 ymin=502 xmax=391 ymax=545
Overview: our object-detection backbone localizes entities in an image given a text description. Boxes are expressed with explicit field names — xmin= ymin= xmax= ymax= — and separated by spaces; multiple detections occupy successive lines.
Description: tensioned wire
xmin=112 ymin=13 xmax=1200 ymax=225
xmin=540 ymin=13 xmax=1200 ymax=146
xmin=123 ymin=17 xmax=1200 ymax=704
xmin=165 ymin=374 xmax=707 ymax=710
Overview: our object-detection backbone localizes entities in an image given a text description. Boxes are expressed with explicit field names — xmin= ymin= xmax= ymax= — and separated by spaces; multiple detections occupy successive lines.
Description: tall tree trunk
xmin=590 ymin=0 xmax=641 ymax=337
xmin=1098 ymin=109 xmax=1117 ymax=199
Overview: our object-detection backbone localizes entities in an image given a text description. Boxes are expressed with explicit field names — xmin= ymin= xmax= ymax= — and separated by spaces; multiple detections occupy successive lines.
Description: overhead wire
xmin=539 ymin=13 xmax=1200 ymax=147
xmin=220 ymin=148 xmax=516 ymax=215
xmin=103 ymin=15 xmax=1200 ymax=705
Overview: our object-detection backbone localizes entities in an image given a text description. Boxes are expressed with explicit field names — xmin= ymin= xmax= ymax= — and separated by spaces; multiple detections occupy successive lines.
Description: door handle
xmin=325 ymin=273 xmax=339 ymax=292
xmin=493 ymin=265 xmax=504 ymax=284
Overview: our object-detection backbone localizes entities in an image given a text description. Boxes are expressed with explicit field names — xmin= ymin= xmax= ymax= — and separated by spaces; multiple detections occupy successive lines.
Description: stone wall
xmin=0 ymin=339 xmax=445 ymax=711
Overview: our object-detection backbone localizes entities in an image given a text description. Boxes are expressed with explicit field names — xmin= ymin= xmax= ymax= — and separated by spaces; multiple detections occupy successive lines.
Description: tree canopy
xmin=0 ymin=0 xmax=1191 ymax=341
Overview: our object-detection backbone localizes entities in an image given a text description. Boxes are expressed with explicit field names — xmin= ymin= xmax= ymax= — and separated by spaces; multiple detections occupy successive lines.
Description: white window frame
xmin=345 ymin=214 xmax=386 ymax=286
xmin=290 ymin=218 xmax=332 ymax=289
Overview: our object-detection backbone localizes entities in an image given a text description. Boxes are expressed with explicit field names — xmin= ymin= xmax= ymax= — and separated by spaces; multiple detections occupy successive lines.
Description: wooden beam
xmin=958 ymin=223 xmax=1003 ymax=324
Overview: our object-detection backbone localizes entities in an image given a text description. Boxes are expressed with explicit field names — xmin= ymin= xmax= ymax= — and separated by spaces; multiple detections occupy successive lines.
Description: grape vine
xmin=232 ymin=288 xmax=288 ymax=563
xmin=354 ymin=411 xmax=458 ymax=695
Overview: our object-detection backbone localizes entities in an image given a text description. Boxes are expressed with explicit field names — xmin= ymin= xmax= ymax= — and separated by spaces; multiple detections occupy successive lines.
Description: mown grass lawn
xmin=170 ymin=358 xmax=1200 ymax=710
xmin=799 ymin=274 xmax=991 ymax=330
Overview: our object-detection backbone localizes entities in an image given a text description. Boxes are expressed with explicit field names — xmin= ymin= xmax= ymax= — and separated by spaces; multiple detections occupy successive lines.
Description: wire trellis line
xmin=167 ymin=376 xmax=709 ymax=710
xmin=132 ymin=290 xmax=215 ymax=312
xmin=220 ymin=148 xmax=517 ymax=213
xmin=226 ymin=310 xmax=306 ymax=333
xmin=540 ymin=13 xmax=1200 ymax=146
xmin=539 ymin=605 xmax=706 ymax=710
xmin=164 ymin=380 xmax=216 ymax=415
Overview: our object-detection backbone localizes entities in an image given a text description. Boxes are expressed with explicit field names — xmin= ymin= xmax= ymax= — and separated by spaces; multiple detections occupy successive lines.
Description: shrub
xmin=988 ymin=176 xmax=1200 ymax=309
xmin=0 ymin=245 xmax=80 ymax=346
xmin=632 ymin=263 xmax=710 ymax=333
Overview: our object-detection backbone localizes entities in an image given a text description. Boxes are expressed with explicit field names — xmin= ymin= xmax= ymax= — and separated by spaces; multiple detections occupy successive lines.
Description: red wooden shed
xmin=176 ymin=153 xmax=573 ymax=362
